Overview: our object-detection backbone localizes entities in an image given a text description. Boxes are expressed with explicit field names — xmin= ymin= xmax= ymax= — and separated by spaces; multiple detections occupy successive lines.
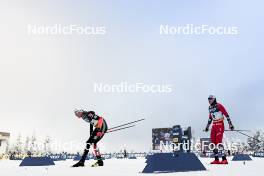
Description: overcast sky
xmin=0 ymin=0 xmax=264 ymax=152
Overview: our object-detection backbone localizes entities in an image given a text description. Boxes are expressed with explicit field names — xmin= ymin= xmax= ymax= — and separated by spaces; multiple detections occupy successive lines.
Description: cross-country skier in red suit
xmin=72 ymin=110 xmax=108 ymax=167
xmin=205 ymin=95 xmax=234 ymax=164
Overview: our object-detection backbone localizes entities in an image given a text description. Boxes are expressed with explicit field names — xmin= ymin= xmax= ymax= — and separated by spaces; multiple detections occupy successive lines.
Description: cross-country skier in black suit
xmin=72 ymin=110 xmax=108 ymax=167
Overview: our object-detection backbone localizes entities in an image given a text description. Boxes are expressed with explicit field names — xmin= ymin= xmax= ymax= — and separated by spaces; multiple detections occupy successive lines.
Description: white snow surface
xmin=0 ymin=157 xmax=263 ymax=176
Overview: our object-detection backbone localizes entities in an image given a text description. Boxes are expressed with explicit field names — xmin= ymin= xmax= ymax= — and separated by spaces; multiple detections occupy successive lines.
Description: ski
xmin=108 ymin=118 xmax=145 ymax=130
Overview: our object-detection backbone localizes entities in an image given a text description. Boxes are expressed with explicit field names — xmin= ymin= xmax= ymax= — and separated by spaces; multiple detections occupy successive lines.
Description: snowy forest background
xmin=2 ymin=130 xmax=264 ymax=158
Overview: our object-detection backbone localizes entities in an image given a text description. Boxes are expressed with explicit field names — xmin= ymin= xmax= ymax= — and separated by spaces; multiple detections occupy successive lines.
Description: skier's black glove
xmin=205 ymin=126 xmax=209 ymax=132
xmin=229 ymin=123 xmax=234 ymax=131
xmin=205 ymin=118 xmax=212 ymax=132
xmin=227 ymin=116 xmax=234 ymax=131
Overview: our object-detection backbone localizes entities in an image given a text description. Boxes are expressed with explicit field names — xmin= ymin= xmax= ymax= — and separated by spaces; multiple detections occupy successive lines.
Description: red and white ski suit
xmin=208 ymin=103 xmax=229 ymax=145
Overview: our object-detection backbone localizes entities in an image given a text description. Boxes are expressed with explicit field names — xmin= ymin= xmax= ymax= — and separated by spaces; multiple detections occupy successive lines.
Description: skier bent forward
xmin=72 ymin=110 xmax=108 ymax=167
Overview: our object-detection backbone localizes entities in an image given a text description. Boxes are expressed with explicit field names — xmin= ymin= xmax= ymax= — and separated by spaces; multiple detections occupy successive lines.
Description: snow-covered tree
xmin=259 ymin=132 xmax=264 ymax=151
xmin=43 ymin=135 xmax=51 ymax=154
xmin=14 ymin=134 xmax=23 ymax=155
xmin=5 ymin=140 xmax=10 ymax=154
xmin=24 ymin=136 xmax=30 ymax=153
xmin=236 ymin=142 xmax=249 ymax=153
xmin=247 ymin=130 xmax=264 ymax=152
xmin=29 ymin=133 xmax=38 ymax=155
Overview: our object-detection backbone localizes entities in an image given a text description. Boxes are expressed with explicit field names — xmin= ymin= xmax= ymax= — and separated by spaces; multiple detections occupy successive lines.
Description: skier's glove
xmin=229 ymin=123 xmax=234 ymax=131
xmin=227 ymin=116 xmax=234 ymax=130
xmin=96 ymin=132 xmax=104 ymax=137
xmin=205 ymin=118 xmax=212 ymax=132
xmin=204 ymin=126 xmax=209 ymax=132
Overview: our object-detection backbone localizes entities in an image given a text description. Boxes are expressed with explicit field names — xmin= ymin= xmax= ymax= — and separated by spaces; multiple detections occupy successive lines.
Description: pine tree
xmin=43 ymin=135 xmax=51 ymax=155
xmin=24 ymin=136 xmax=31 ymax=155
xmin=14 ymin=134 xmax=23 ymax=155
xmin=247 ymin=130 xmax=263 ymax=152
xmin=30 ymin=133 xmax=37 ymax=155
xmin=5 ymin=140 xmax=10 ymax=154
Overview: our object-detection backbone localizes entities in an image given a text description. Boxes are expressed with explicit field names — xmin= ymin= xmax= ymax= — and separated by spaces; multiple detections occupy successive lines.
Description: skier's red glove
xmin=96 ymin=132 xmax=104 ymax=137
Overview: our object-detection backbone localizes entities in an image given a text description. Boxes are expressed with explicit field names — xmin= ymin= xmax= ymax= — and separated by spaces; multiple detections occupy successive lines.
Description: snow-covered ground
xmin=0 ymin=157 xmax=263 ymax=176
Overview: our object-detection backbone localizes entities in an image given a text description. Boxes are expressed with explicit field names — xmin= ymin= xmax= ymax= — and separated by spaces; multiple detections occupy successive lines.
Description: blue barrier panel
xmin=232 ymin=154 xmax=252 ymax=161
xmin=19 ymin=157 xmax=55 ymax=166
xmin=253 ymin=152 xmax=264 ymax=157
xmin=142 ymin=152 xmax=206 ymax=173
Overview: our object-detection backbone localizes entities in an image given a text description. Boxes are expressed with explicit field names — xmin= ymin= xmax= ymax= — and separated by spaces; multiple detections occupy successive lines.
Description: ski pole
xmin=205 ymin=129 xmax=263 ymax=143
xmin=106 ymin=125 xmax=135 ymax=133
xmin=203 ymin=129 xmax=251 ymax=132
xmin=225 ymin=130 xmax=251 ymax=132
xmin=234 ymin=131 xmax=262 ymax=142
xmin=108 ymin=118 xmax=145 ymax=130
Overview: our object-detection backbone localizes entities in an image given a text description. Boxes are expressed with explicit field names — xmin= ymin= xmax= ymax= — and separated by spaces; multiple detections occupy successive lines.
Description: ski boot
xmin=91 ymin=159 xmax=104 ymax=167
xmin=220 ymin=159 xmax=228 ymax=164
xmin=72 ymin=161 xmax=85 ymax=167
xmin=220 ymin=156 xmax=228 ymax=164
xmin=210 ymin=156 xmax=220 ymax=164
xmin=210 ymin=159 xmax=221 ymax=164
